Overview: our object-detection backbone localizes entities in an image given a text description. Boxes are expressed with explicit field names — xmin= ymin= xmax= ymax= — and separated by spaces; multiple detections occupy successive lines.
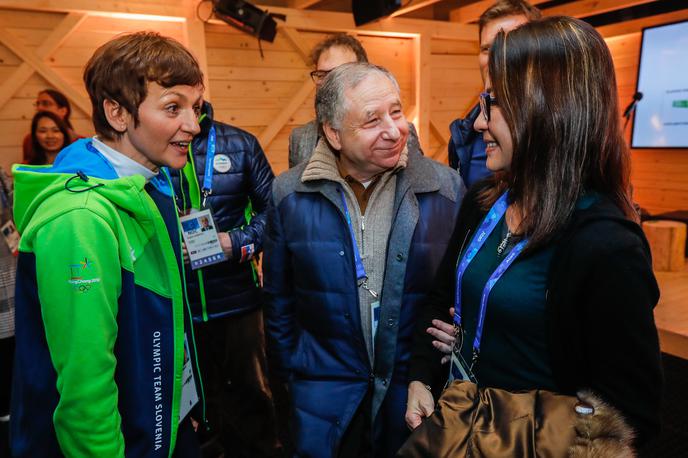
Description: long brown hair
xmin=482 ymin=16 xmax=636 ymax=252
xmin=30 ymin=111 xmax=70 ymax=165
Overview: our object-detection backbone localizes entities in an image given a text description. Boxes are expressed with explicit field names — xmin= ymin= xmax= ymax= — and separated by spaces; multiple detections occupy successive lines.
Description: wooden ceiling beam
xmin=389 ymin=0 xmax=444 ymax=18
xmin=597 ymin=8 xmax=688 ymax=38
xmin=0 ymin=26 xmax=91 ymax=114
xmin=449 ymin=0 xmax=549 ymax=24
xmin=0 ymin=12 xmax=87 ymax=111
xmin=543 ymin=0 xmax=660 ymax=19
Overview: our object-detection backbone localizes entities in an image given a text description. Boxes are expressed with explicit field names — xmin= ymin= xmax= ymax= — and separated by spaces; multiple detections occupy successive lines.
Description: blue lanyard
xmin=338 ymin=187 xmax=367 ymax=283
xmin=453 ymin=192 xmax=528 ymax=361
xmin=201 ymin=125 xmax=216 ymax=207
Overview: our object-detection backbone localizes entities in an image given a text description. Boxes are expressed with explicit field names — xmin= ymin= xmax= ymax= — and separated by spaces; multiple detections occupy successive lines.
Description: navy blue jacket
xmin=263 ymin=148 xmax=465 ymax=457
xmin=448 ymin=104 xmax=491 ymax=189
xmin=170 ymin=102 xmax=274 ymax=321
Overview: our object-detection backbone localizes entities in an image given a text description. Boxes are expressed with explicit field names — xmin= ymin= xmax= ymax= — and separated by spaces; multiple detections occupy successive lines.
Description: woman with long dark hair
xmin=22 ymin=89 xmax=80 ymax=163
xmin=29 ymin=111 xmax=70 ymax=165
xmin=405 ymin=16 xmax=662 ymax=451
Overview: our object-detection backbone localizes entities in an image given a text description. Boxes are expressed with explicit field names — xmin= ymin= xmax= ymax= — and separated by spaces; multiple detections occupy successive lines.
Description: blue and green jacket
xmin=11 ymin=139 xmax=198 ymax=457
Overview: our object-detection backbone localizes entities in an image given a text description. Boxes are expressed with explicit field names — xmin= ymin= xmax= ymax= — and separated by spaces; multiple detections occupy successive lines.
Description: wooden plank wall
xmin=429 ymin=38 xmax=481 ymax=160
xmin=205 ymin=25 xmax=418 ymax=173
xmin=0 ymin=7 xmax=185 ymax=172
xmin=607 ymin=33 xmax=688 ymax=215
xmin=0 ymin=6 xmax=481 ymax=175
xmin=205 ymin=27 xmax=481 ymax=173
xmin=0 ymin=3 xmax=685 ymax=215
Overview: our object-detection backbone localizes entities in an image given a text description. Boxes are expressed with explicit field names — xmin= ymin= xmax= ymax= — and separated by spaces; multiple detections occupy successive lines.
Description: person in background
xmin=0 ymin=168 xmax=15 ymax=457
xmin=264 ymin=62 xmax=464 ymax=457
xmin=406 ymin=16 xmax=662 ymax=451
xmin=289 ymin=34 xmax=422 ymax=169
xmin=448 ymin=0 xmax=540 ymax=189
xmin=11 ymin=32 xmax=205 ymax=457
xmin=28 ymin=111 xmax=71 ymax=166
xmin=170 ymin=97 xmax=280 ymax=458
xmin=22 ymin=89 xmax=81 ymax=163
xmin=288 ymin=34 xmax=368 ymax=169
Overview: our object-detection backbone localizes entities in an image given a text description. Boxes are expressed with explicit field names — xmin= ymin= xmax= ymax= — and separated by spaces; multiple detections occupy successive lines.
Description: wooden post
xmin=414 ymin=33 xmax=431 ymax=153
xmin=643 ymin=220 xmax=687 ymax=272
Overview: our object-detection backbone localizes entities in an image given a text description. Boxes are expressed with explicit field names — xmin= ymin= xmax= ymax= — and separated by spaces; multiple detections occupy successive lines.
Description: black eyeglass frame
xmin=479 ymin=92 xmax=498 ymax=123
xmin=310 ymin=69 xmax=333 ymax=83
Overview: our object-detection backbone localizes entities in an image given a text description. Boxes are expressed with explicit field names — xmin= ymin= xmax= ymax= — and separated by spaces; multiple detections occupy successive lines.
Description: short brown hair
xmin=309 ymin=33 xmax=368 ymax=67
xmin=478 ymin=0 xmax=542 ymax=38
xmin=83 ymin=32 xmax=204 ymax=141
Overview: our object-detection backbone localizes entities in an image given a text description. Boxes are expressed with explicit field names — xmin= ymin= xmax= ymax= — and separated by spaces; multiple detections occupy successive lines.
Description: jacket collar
xmin=198 ymin=101 xmax=214 ymax=136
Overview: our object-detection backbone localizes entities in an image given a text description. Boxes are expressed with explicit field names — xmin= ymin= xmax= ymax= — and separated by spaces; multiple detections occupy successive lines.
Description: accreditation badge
xmin=447 ymin=329 xmax=478 ymax=385
xmin=179 ymin=334 xmax=199 ymax=423
xmin=179 ymin=208 xmax=226 ymax=270
xmin=370 ymin=301 xmax=380 ymax=350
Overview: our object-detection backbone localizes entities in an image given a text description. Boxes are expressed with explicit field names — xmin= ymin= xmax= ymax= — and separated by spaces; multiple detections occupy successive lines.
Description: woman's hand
xmin=426 ymin=307 xmax=456 ymax=364
xmin=405 ymin=381 xmax=435 ymax=430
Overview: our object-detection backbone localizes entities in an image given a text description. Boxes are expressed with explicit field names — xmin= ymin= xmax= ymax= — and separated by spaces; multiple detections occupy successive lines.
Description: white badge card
xmin=179 ymin=334 xmax=199 ymax=423
xmin=1 ymin=220 xmax=19 ymax=255
xmin=179 ymin=209 xmax=226 ymax=270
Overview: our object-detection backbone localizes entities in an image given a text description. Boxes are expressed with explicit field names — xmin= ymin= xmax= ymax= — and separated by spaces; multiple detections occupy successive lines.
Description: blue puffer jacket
xmin=448 ymin=103 xmax=491 ymax=189
xmin=170 ymin=102 xmax=274 ymax=322
xmin=263 ymin=148 xmax=465 ymax=457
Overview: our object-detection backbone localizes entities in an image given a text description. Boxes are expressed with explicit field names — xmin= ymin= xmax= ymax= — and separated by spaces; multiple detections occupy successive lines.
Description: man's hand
xmin=218 ymin=232 xmax=233 ymax=258
xmin=405 ymin=381 xmax=435 ymax=430
xmin=426 ymin=307 xmax=456 ymax=364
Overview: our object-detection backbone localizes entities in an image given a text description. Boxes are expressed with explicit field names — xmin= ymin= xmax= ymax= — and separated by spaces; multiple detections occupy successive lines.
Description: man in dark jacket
xmin=263 ymin=63 xmax=465 ymax=458
xmin=170 ymin=102 xmax=280 ymax=457
xmin=448 ymin=0 xmax=540 ymax=188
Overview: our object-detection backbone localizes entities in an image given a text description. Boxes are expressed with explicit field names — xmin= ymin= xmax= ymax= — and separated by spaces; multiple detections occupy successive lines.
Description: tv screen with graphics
xmin=631 ymin=19 xmax=688 ymax=148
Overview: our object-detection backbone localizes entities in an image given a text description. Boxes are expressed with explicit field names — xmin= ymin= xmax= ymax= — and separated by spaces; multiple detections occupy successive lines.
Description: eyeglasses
xmin=310 ymin=69 xmax=333 ymax=83
xmin=479 ymin=92 xmax=498 ymax=123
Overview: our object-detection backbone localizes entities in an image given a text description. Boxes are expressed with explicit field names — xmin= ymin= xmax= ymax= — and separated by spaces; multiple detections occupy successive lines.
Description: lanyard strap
xmin=201 ymin=125 xmax=216 ymax=207
xmin=338 ymin=187 xmax=367 ymax=283
xmin=453 ymin=191 xmax=528 ymax=359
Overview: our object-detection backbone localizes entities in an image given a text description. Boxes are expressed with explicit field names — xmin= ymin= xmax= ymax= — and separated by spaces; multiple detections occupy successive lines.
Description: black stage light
xmin=352 ymin=0 xmax=402 ymax=26
xmin=212 ymin=0 xmax=278 ymax=42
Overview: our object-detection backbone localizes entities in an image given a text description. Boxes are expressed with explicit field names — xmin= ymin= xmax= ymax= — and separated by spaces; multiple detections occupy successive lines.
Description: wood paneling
xmin=205 ymin=25 xmax=419 ymax=174
xmin=0 ymin=7 xmax=185 ymax=172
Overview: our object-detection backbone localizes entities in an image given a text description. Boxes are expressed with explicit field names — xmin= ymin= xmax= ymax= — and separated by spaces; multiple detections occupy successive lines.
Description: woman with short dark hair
xmin=406 ymin=16 xmax=662 ymax=451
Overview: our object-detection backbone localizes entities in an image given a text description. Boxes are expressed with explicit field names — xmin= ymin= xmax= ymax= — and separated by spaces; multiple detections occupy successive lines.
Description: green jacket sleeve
xmin=34 ymin=208 xmax=125 ymax=458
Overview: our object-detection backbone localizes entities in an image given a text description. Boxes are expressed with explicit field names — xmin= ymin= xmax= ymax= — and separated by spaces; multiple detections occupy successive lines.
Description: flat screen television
xmin=631 ymin=19 xmax=688 ymax=148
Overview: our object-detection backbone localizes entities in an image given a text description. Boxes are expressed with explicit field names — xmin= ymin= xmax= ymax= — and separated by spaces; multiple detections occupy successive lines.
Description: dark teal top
xmin=458 ymin=194 xmax=598 ymax=391
xmin=459 ymin=215 xmax=557 ymax=391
